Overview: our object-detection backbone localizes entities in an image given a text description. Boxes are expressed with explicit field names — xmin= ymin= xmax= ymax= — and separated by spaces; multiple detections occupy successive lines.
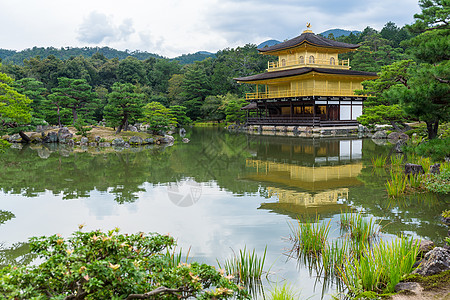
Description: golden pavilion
xmin=235 ymin=25 xmax=378 ymax=127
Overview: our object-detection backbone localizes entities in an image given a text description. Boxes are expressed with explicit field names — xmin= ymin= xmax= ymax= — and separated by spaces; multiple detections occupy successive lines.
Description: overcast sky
xmin=1 ymin=0 xmax=420 ymax=58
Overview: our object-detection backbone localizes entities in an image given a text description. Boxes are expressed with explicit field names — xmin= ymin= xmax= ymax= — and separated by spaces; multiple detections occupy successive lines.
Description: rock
xmin=405 ymin=163 xmax=425 ymax=176
xmin=443 ymin=216 xmax=450 ymax=226
xmin=66 ymin=139 xmax=75 ymax=146
xmin=179 ymin=128 xmax=186 ymax=137
xmin=388 ymin=131 xmax=409 ymax=143
xmin=372 ymin=130 xmax=388 ymax=139
xmin=80 ymin=137 xmax=89 ymax=146
xmin=182 ymin=138 xmax=190 ymax=143
xmin=10 ymin=143 xmax=23 ymax=149
xmin=8 ymin=133 xmax=22 ymax=143
xmin=144 ymin=138 xmax=154 ymax=144
xmin=94 ymin=136 xmax=101 ymax=143
xmin=128 ymin=125 xmax=138 ymax=132
xmin=394 ymin=282 xmax=422 ymax=294
xmin=430 ymin=163 xmax=441 ymax=175
xmin=89 ymin=142 xmax=98 ymax=147
xmin=412 ymin=247 xmax=450 ymax=276
xmin=37 ymin=147 xmax=51 ymax=159
xmin=418 ymin=239 xmax=435 ymax=254
xmin=46 ymin=131 xmax=58 ymax=143
xmin=58 ymin=127 xmax=73 ymax=142
xmin=128 ymin=136 xmax=144 ymax=145
xmin=99 ymin=142 xmax=111 ymax=147
xmin=394 ymin=139 xmax=407 ymax=153
xmin=140 ymin=124 xmax=150 ymax=132
xmin=29 ymin=132 xmax=42 ymax=143
xmin=112 ymin=138 xmax=125 ymax=147
xmin=164 ymin=135 xmax=175 ymax=143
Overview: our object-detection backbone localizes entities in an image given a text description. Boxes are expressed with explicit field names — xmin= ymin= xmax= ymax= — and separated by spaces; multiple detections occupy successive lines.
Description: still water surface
xmin=0 ymin=128 xmax=448 ymax=299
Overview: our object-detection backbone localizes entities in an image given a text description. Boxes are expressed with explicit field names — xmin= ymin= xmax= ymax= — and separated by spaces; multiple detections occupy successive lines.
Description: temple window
xmin=281 ymin=59 xmax=286 ymax=67
xmin=309 ymin=56 xmax=315 ymax=64
xmin=330 ymin=57 xmax=335 ymax=65
xmin=299 ymin=56 xmax=304 ymax=64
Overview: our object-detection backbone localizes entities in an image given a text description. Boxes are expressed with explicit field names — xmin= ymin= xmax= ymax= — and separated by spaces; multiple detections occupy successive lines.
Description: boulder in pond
xmin=144 ymin=138 xmax=154 ymax=144
xmin=388 ymin=131 xmax=409 ymax=143
xmin=372 ymin=130 xmax=387 ymax=139
xmin=45 ymin=131 xmax=58 ymax=143
xmin=412 ymin=247 xmax=450 ymax=276
xmin=429 ymin=163 xmax=441 ymax=175
xmin=182 ymin=138 xmax=190 ymax=143
xmin=112 ymin=138 xmax=125 ymax=147
xmin=58 ymin=127 xmax=73 ymax=141
xmin=164 ymin=135 xmax=175 ymax=143
xmin=8 ymin=133 xmax=22 ymax=143
xmin=99 ymin=142 xmax=111 ymax=147
xmin=405 ymin=163 xmax=425 ymax=176
xmin=80 ymin=137 xmax=89 ymax=146
xmin=128 ymin=136 xmax=143 ymax=145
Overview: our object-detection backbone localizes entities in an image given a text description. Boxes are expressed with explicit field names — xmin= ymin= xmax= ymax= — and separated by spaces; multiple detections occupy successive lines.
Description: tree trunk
xmin=426 ymin=120 xmax=439 ymax=139
xmin=390 ymin=120 xmax=411 ymax=132
xmin=57 ymin=105 xmax=62 ymax=128
xmin=72 ymin=108 xmax=78 ymax=125
xmin=18 ymin=131 xmax=31 ymax=143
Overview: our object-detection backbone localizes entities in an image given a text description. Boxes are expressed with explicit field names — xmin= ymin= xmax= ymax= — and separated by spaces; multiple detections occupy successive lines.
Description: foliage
xmin=338 ymin=237 xmax=419 ymax=295
xmin=339 ymin=212 xmax=381 ymax=243
xmin=223 ymin=94 xmax=248 ymax=124
xmin=268 ymin=283 xmax=301 ymax=300
xmin=0 ymin=229 xmax=248 ymax=299
xmin=408 ymin=137 xmax=450 ymax=161
xmin=74 ymin=118 xmax=93 ymax=137
xmin=290 ymin=216 xmax=331 ymax=256
xmin=218 ymin=246 xmax=266 ymax=286
xmin=0 ymin=69 xmax=33 ymax=136
xmin=103 ymin=82 xmax=145 ymax=133
xmin=169 ymin=105 xmax=192 ymax=126
xmin=357 ymin=104 xmax=406 ymax=127
xmin=423 ymin=169 xmax=450 ymax=194
xmin=141 ymin=101 xmax=176 ymax=134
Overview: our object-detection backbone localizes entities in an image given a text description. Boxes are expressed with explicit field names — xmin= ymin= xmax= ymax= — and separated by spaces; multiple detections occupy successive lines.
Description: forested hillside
xmin=1 ymin=18 xmax=444 ymax=133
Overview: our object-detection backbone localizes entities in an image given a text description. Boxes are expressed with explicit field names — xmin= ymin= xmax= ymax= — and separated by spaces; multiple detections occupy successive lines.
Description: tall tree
xmin=103 ymin=82 xmax=145 ymax=133
xmin=0 ymin=69 xmax=33 ymax=142
xmin=50 ymin=77 xmax=98 ymax=124
xmin=12 ymin=78 xmax=47 ymax=119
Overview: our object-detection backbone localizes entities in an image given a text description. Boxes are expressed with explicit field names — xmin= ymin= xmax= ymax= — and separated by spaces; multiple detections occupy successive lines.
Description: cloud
xmin=77 ymin=11 xmax=135 ymax=44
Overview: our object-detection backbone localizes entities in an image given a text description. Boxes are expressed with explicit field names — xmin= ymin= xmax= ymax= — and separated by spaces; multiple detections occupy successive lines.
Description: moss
xmin=443 ymin=210 xmax=450 ymax=218
xmin=403 ymin=270 xmax=450 ymax=290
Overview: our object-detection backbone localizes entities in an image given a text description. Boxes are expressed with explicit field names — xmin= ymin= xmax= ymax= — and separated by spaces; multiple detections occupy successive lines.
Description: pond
xmin=0 ymin=127 xmax=448 ymax=299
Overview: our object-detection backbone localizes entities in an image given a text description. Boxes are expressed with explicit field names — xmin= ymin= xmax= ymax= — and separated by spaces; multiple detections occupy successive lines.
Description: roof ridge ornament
xmin=303 ymin=23 xmax=313 ymax=34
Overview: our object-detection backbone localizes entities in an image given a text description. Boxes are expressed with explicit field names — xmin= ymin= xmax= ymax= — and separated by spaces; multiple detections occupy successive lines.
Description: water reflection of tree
xmin=0 ymin=128 xmax=261 ymax=203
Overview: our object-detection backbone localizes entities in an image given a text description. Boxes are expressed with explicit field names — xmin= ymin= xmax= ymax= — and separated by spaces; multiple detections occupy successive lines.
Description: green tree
xmin=50 ymin=77 xmax=98 ymax=125
xmin=141 ymin=101 xmax=176 ymax=134
xmin=12 ymin=78 xmax=47 ymax=119
xmin=104 ymin=82 xmax=145 ymax=133
xmin=0 ymin=229 xmax=247 ymax=299
xmin=223 ymin=94 xmax=248 ymax=124
xmin=169 ymin=105 xmax=192 ymax=126
xmin=0 ymin=69 xmax=33 ymax=142
xmin=201 ymin=95 xmax=226 ymax=122
xmin=117 ymin=56 xmax=148 ymax=85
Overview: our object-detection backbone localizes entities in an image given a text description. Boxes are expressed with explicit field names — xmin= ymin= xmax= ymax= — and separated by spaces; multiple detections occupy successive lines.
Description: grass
xmin=164 ymin=246 xmax=191 ymax=268
xmin=389 ymin=154 xmax=404 ymax=169
xmin=218 ymin=246 xmax=267 ymax=285
xmin=371 ymin=155 xmax=387 ymax=168
xmin=337 ymin=237 xmax=420 ymax=295
xmin=385 ymin=170 xmax=408 ymax=197
xmin=339 ymin=211 xmax=381 ymax=243
xmin=268 ymin=283 xmax=302 ymax=300
xmin=290 ymin=216 xmax=331 ymax=257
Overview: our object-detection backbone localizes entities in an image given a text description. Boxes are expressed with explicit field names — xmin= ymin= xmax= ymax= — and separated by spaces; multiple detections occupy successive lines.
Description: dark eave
xmin=235 ymin=67 xmax=377 ymax=82
xmin=258 ymin=32 xmax=359 ymax=53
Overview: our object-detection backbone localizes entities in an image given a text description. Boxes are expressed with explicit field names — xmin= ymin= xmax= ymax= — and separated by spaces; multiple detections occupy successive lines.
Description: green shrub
xmin=0 ymin=228 xmax=248 ymax=299
xmin=423 ymin=169 xmax=450 ymax=194
xmin=410 ymin=138 xmax=450 ymax=162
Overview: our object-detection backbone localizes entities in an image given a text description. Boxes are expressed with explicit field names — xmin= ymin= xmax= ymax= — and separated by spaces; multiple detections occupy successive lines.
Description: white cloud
xmin=0 ymin=0 xmax=421 ymax=57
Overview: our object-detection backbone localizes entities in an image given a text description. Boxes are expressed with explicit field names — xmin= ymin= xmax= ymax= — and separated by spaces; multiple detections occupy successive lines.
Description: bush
xmin=423 ymin=169 xmax=450 ymax=194
xmin=0 ymin=228 xmax=248 ymax=299
xmin=408 ymin=137 xmax=450 ymax=162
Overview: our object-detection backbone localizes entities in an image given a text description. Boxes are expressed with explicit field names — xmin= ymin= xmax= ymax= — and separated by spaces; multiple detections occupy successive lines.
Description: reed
xmin=290 ymin=217 xmax=331 ymax=256
xmin=389 ymin=154 xmax=404 ymax=168
xmin=338 ymin=237 xmax=420 ymax=295
xmin=385 ymin=170 xmax=407 ymax=197
xmin=406 ymin=173 xmax=423 ymax=189
xmin=165 ymin=246 xmax=191 ymax=268
xmin=321 ymin=240 xmax=348 ymax=276
xmin=268 ymin=283 xmax=301 ymax=300
xmin=218 ymin=246 xmax=266 ymax=285
xmin=339 ymin=212 xmax=381 ymax=243
xmin=371 ymin=155 xmax=387 ymax=168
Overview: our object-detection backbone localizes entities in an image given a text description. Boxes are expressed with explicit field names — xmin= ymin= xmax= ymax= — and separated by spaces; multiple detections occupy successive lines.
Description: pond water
xmin=0 ymin=127 xmax=449 ymax=299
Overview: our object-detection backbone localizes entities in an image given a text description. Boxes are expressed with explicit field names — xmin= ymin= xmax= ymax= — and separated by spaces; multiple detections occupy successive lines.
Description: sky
xmin=0 ymin=0 xmax=421 ymax=58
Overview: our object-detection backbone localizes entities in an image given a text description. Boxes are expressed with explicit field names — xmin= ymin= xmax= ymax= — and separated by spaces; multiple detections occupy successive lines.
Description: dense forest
xmin=0 ymin=1 xmax=448 ymax=139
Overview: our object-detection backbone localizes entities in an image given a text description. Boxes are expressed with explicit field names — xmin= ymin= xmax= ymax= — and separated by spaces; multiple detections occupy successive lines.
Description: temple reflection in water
xmin=244 ymin=137 xmax=364 ymax=216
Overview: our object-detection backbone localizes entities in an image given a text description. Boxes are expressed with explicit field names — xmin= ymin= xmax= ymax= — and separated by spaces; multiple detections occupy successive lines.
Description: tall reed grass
xmin=218 ymin=246 xmax=267 ymax=285
xmin=385 ymin=170 xmax=407 ymax=197
xmin=371 ymin=155 xmax=387 ymax=168
xmin=339 ymin=211 xmax=381 ymax=243
xmin=337 ymin=237 xmax=420 ymax=295
xmin=268 ymin=283 xmax=302 ymax=300
xmin=290 ymin=217 xmax=331 ymax=256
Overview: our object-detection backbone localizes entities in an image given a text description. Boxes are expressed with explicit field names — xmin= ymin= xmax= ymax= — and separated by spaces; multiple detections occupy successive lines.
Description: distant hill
xmin=0 ymin=46 xmax=164 ymax=65
xmin=319 ymin=29 xmax=361 ymax=38
xmin=172 ymin=51 xmax=216 ymax=65
xmin=257 ymin=40 xmax=281 ymax=49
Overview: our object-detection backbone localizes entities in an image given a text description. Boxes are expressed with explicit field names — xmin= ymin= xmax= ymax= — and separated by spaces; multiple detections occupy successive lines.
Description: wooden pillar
xmin=265 ymin=101 xmax=268 ymax=117
xmin=290 ymin=100 xmax=293 ymax=119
